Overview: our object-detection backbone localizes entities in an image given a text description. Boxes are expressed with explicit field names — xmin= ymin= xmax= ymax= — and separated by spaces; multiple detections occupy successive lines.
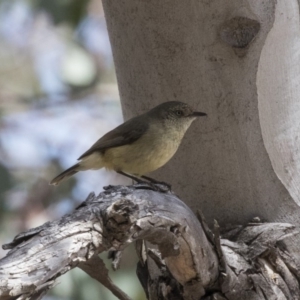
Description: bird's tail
xmin=50 ymin=164 xmax=80 ymax=186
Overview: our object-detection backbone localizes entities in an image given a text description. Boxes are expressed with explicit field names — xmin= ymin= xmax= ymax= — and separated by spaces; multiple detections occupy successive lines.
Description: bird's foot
xmin=117 ymin=171 xmax=146 ymax=184
xmin=117 ymin=171 xmax=171 ymax=193
xmin=134 ymin=181 xmax=170 ymax=193
xmin=141 ymin=175 xmax=172 ymax=190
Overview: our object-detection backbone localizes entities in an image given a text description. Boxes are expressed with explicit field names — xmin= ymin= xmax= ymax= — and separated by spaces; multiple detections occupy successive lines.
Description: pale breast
xmin=102 ymin=122 xmax=182 ymax=175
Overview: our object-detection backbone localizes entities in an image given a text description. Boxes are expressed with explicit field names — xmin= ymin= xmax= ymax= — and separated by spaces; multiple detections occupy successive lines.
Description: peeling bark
xmin=1 ymin=185 xmax=300 ymax=299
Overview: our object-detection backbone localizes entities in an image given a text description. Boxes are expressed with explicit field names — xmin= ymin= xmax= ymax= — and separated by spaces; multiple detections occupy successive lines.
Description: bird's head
xmin=149 ymin=101 xmax=206 ymax=129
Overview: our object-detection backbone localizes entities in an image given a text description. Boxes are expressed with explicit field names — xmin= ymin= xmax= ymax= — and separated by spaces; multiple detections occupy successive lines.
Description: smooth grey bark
xmin=101 ymin=0 xmax=300 ymax=227
xmin=1 ymin=185 xmax=299 ymax=300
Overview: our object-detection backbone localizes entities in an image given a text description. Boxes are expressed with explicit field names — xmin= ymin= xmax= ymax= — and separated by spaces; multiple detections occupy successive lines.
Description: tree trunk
xmin=102 ymin=0 xmax=300 ymax=227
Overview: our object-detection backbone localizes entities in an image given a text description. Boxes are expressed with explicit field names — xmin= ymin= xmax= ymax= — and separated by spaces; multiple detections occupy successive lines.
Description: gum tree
xmin=1 ymin=1 xmax=300 ymax=299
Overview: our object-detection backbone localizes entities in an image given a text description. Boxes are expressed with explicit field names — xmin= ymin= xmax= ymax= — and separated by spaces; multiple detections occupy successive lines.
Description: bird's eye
xmin=175 ymin=110 xmax=183 ymax=116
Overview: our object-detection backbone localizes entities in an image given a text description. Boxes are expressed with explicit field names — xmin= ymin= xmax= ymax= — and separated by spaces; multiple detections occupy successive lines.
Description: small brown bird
xmin=50 ymin=101 xmax=206 ymax=185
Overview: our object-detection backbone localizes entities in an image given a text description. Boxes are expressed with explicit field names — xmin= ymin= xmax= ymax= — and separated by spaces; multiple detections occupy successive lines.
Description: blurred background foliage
xmin=0 ymin=0 xmax=145 ymax=299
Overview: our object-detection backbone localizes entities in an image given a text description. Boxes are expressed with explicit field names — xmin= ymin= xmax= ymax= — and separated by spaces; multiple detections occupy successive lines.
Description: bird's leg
xmin=117 ymin=171 xmax=145 ymax=184
xmin=117 ymin=171 xmax=169 ymax=192
xmin=141 ymin=175 xmax=172 ymax=190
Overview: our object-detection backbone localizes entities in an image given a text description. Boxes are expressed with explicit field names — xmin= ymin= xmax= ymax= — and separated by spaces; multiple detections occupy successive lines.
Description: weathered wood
xmin=0 ymin=185 xmax=299 ymax=299
xmin=0 ymin=185 xmax=218 ymax=299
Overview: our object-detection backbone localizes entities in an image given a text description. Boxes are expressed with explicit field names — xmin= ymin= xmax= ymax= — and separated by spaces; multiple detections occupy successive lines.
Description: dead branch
xmin=0 ymin=184 xmax=299 ymax=300
xmin=0 ymin=184 xmax=218 ymax=300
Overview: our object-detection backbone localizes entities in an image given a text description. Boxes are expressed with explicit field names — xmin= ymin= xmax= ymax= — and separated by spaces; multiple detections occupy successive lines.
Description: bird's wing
xmin=78 ymin=115 xmax=149 ymax=160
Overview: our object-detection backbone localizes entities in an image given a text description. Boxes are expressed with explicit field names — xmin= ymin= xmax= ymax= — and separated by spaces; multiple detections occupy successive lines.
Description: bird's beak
xmin=191 ymin=111 xmax=207 ymax=117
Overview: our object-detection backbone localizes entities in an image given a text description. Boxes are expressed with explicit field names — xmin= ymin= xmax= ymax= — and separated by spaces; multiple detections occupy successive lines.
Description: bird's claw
xmin=117 ymin=171 xmax=172 ymax=193
xmin=141 ymin=175 xmax=172 ymax=191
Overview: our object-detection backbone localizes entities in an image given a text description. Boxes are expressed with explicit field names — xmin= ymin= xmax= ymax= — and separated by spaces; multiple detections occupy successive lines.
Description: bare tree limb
xmin=1 ymin=184 xmax=300 ymax=300
xmin=0 ymin=185 xmax=218 ymax=299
